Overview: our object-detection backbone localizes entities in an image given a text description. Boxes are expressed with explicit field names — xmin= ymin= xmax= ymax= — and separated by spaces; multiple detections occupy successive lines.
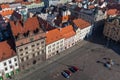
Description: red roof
xmin=0 ymin=4 xmax=10 ymax=9
xmin=10 ymin=17 xmax=39 ymax=36
xmin=46 ymin=25 xmax=75 ymax=44
xmin=60 ymin=25 xmax=76 ymax=39
xmin=107 ymin=9 xmax=118 ymax=16
xmin=0 ymin=41 xmax=16 ymax=61
xmin=73 ymin=19 xmax=91 ymax=29
xmin=0 ymin=9 xmax=14 ymax=16
xmin=46 ymin=29 xmax=64 ymax=45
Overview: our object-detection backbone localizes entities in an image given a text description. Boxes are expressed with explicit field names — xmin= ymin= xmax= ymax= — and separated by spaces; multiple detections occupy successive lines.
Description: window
xmin=5 ymin=67 xmax=7 ymax=71
xmin=56 ymin=46 xmax=59 ymax=49
xmin=14 ymin=58 xmax=17 ymax=61
xmin=37 ymin=47 xmax=39 ymax=50
xmin=10 ymin=65 xmax=12 ymax=69
xmin=41 ymin=41 xmax=44 ymax=44
xmin=57 ymin=42 xmax=59 ymax=45
xmin=37 ymin=52 xmax=39 ymax=55
xmin=20 ymin=53 xmax=23 ymax=56
xmin=4 ymin=62 xmax=6 ymax=66
xmin=15 ymin=63 xmax=18 ymax=66
xmin=21 ymin=58 xmax=24 ymax=62
xmin=19 ymin=49 xmax=23 ymax=52
xmin=48 ymin=45 xmax=51 ymax=49
xmin=37 ymin=43 xmax=39 ymax=46
xmin=26 ymin=52 xmax=28 ymax=54
xmin=33 ymin=54 xmax=35 ymax=57
xmin=32 ymin=49 xmax=34 ymax=51
xmin=25 ymin=47 xmax=28 ymax=50
xmin=60 ymin=40 xmax=63 ymax=43
xmin=26 ymin=56 xmax=29 ymax=60
xmin=9 ymin=60 xmax=11 ymax=64
xmin=42 ymin=50 xmax=44 ymax=53
xmin=31 ymin=45 xmax=35 ymax=47
xmin=52 ymin=44 xmax=55 ymax=47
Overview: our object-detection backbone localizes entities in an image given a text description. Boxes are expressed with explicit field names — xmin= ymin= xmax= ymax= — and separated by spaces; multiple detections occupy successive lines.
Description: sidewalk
xmin=13 ymin=40 xmax=88 ymax=80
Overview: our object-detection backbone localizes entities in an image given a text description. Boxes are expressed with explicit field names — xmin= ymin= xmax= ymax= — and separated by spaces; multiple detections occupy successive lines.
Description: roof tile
xmin=46 ymin=29 xmax=64 ymax=45
xmin=10 ymin=17 xmax=39 ymax=36
xmin=0 ymin=41 xmax=16 ymax=61
xmin=73 ymin=18 xmax=91 ymax=29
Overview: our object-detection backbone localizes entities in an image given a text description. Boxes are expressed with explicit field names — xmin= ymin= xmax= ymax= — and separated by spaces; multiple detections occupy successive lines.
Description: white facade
xmin=46 ymin=39 xmax=64 ymax=59
xmin=64 ymin=36 xmax=75 ymax=49
xmin=80 ymin=25 xmax=92 ymax=40
xmin=75 ymin=25 xmax=92 ymax=41
xmin=95 ymin=10 xmax=107 ymax=21
xmin=75 ymin=28 xmax=81 ymax=42
xmin=0 ymin=0 xmax=15 ymax=4
xmin=49 ymin=0 xmax=72 ymax=6
xmin=0 ymin=56 xmax=19 ymax=76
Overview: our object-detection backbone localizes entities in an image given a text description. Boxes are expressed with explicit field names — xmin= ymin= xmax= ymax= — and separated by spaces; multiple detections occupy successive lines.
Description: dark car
xmin=61 ymin=71 xmax=70 ymax=78
xmin=72 ymin=66 xmax=79 ymax=71
xmin=64 ymin=70 xmax=71 ymax=76
xmin=69 ymin=67 xmax=76 ymax=73
xmin=69 ymin=66 xmax=79 ymax=72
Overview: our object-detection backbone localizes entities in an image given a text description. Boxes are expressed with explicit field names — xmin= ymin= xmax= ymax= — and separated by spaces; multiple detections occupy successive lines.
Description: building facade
xmin=10 ymin=17 xmax=46 ymax=70
xmin=73 ymin=18 xmax=92 ymax=41
xmin=0 ymin=41 xmax=19 ymax=80
xmin=103 ymin=18 xmax=120 ymax=42
xmin=46 ymin=29 xmax=64 ymax=59
xmin=60 ymin=25 xmax=76 ymax=49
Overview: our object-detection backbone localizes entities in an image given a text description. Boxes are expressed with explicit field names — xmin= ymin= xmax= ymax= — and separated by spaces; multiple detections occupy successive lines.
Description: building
xmin=43 ymin=0 xmax=72 ymax=6
xmin=107 ymin=3 xmax=120 ymax=18
xmin=0 ymin=0 xmax=15 ymax=4
xmin=60 ymin=25 xmax=76 ymax=49
xmin=22 ymin=1 xmax=44 ymax=12
xmin=73 ymin=18 xmax=92 ymax=41
xmin=10 ymin=17 xmax=46 ymax=70
xmin=0 ymin=40 xmax=19 ymax=80
xmin=103 ymin=18 xmax=120 ymax=42
xmin=106 ymin=9 xmax=119 ymax=18
xmin=46 ymin=28 xmax=64 ymax=59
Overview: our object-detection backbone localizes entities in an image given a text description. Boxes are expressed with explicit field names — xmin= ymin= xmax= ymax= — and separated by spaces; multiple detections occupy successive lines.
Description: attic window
xmin=30 ymin=37 xmax=34 ymax=41
xmin=19 ymin=49 xmax=23 ymax=52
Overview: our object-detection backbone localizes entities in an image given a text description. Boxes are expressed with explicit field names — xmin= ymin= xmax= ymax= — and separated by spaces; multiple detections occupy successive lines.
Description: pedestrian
xmin=105 ymin=62 xmax=112 ymax=70
xmin=109 ymin=59 xmax=114 ymax=65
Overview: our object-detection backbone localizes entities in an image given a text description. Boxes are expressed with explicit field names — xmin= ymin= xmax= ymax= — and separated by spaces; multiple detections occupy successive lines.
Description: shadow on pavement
xmin=84 ymin=24 xmax=120 ymax=55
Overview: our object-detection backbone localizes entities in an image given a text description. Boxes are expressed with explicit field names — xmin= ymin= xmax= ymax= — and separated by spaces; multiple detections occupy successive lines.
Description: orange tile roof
xmin=107 ymin=9 xmax=118 ymax=16
xmin=46 ymin=29 xmax=64 ymax=45
xmin=21 ymin=2 xmax=32 ymax=5
xmin=0 ymin=9 xmax=14 ymax=16
xmin=60 ymin=25 xmax=76 ymax=39
xmin=10 ymin=17 xmax=39 ymax=36
xmin=74 ymin=0 xmax=83 ymax=2
xmin=0 ymin=41 xmax=16 ymax=61
xmin=34 ymin=0 xmax=42 ymax=3
xmin=0 ymin=4 xmax=10 ymax=9
xmin=73 ymin=19 xmax=91 ymax=29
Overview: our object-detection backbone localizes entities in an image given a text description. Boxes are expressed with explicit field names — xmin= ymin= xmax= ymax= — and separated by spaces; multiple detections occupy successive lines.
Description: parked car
xmin=69 ymin=66 xmax=79 ymax=72
xmin=61 ymin=71 xmax=70 ymax=78
xmin=72 ymin=66 xmax=79 ymax=71
xmin=64 ymin=70 xmax=71 ymax=76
